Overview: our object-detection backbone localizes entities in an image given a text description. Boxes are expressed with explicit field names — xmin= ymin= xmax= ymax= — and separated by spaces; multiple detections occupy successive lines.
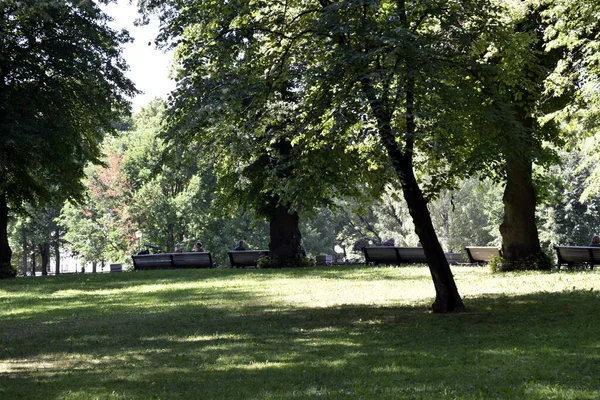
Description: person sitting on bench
xmin=234 ymin=240 xmax=247 ymax=251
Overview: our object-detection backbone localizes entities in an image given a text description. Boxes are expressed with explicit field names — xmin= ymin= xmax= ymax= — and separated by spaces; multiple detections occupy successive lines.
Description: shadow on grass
xmin=1 ymin=272 xmax=599 ymax=399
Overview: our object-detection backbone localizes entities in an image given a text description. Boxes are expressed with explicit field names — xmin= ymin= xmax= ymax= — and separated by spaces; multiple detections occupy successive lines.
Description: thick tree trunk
xmin=0 ymin=191 xmax=14 ymax=278
xmin=500 ymin=155 xmax=541 ymax=260
xmin=500 ymin=110 xmax=541 ymax=261
xmin=268 ymin=203 xmax=302 ymax=268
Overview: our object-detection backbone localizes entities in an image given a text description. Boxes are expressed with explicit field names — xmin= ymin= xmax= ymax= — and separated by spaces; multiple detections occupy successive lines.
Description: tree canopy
xmin=0 ymin=0 xmax=137 ymax=277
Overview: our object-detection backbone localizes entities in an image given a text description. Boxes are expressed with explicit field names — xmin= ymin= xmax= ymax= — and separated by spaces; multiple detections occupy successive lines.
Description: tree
xmin=138 ymin=0 xmax=511 ymax=311
xmin=139 ymin=0 xmax=387 ymax=269
xmin=0 ymin=0 xmax=137 ymax=277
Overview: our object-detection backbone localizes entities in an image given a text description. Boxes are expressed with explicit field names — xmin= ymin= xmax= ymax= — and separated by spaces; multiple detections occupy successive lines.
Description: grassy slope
xmin=0 ymin=266 xmax=599 ymax=399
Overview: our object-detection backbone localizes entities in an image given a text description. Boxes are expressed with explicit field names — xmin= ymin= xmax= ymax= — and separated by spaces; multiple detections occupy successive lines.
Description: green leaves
xmin=0 ymin=0 xmax=137 ymax=208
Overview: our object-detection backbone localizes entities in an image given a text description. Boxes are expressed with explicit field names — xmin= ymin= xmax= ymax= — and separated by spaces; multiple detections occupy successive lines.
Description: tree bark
xmin=0 ymin=191 xmax=14 ymax=278
xmin=54 ymin=227 xmax=61 ymax=275
xmin=500 ymin=108 xmax=541 ymax=261
xmin=359 ymin=44 xmax=465 ymax=312
xmin=500 ymin=155 xmax=541 ymax=260
xmin=22 ymin=225 xmax=28 ymax=276
xmin=398 ymin=154 xmax=466 ymax=313
xmin=31 ymin=251 xmax=36 ymax=277
xmin=40 ymin=242 xmax=50 ymax=276
xmin=268 ymin=202 xmax=302 ymax=268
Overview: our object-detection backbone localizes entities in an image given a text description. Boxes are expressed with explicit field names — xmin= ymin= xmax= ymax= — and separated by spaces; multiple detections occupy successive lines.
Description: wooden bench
xmin=227 ymin=250 xmax=270 ymax=268
xmin=364 ymin=246 xmax=466 ymax=266
xmin=109 ymin=263 xmax=123 ymax=273
xmin=444 ymin=252 xmax=465 ymax=264
xmin=132 ymin=252 xmax=214 ymax=270
xmin=554 ymin=246 xmax=600 ymax=269
xmin=316 ymin=254 xmax=333 ymax=266
xmin=464 ymin=246 xmax=502 ymax=264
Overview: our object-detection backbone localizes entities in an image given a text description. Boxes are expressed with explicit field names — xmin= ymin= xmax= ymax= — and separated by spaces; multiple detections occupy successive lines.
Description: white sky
xmin=101 ymin=0 xmax=175 ymax=112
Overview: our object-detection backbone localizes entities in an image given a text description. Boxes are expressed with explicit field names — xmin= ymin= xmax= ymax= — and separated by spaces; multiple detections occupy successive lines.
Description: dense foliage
xmin=0 ymin=0 xmax=136 ymax=276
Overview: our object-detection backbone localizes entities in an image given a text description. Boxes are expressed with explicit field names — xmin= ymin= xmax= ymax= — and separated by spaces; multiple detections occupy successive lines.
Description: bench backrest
xmin=444 ymin=252 xmax=464 ymax=264
xmin=132 ymin=254 xmax=174 ymax=270
xmin=365 ymin=246 xmax=465 ymax=265
xmin=171 ymin=252 xmax=213 ymax=268
xmin=554 ymin=246 xmax=600 ymax=267
xmin=397 ymin=247 xmax=427 ymax=263
xmin=132 ymin=252 xmax=213 ymax=270
xmin=363 ymin=247 xmax=401 ymax=265
xmin=228 ymin=250 xmax=270 ymax=267
xmin=363 ymin=247 xmax=428 ymax=265
xmin=465 ymin=247 xmax=502 ymax=263
xmin=316 ymin=254 xmax=333 ymax=265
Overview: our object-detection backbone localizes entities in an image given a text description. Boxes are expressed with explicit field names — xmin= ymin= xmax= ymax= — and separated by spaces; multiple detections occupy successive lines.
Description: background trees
xmin=0 ymin=0 xmax=136 ymax=277
xmin=3 ymin=0 xmax=600 ymax=295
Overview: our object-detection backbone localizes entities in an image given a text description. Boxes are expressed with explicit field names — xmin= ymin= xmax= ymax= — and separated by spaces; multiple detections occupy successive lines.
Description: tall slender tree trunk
xmin=0 ymin=191 xmax=14 ymax=278
xmin=398 ymin=156 xmax=466 ymax=313
xmin=360 ymin=43 xmax=465 ymax=312
xmin=22 ymin=225 xmax=28 ymax=276
xmin=40 ymin=242 xmax=50 ymax=276
xmin=31 ymin=250 xmax=36 ymax=277
xmin=54 ymin=228 xmax=61 ymax=275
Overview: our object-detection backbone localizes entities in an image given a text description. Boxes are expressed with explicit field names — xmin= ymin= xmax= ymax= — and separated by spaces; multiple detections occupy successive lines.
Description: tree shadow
xmin=1 ymin=284 xmax=599 ymax=399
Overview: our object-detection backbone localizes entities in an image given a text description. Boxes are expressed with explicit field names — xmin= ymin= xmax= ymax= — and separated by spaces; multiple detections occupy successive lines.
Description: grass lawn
xmin=1 ymin=265 xmax=599 ymax=399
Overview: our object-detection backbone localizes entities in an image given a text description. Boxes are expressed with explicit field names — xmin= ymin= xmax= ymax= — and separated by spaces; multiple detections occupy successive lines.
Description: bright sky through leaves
xmin=101 ymin=0 xmax=175 ymax=111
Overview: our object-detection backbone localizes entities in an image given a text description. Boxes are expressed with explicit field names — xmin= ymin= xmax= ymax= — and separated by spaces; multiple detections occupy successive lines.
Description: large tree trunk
xmin=500 ymin=155 xmax=541 ymax=260
xmin=0 ymin=191 xmax=14 ymax=278
xmin=268 ymin=203 xmax=302 ymax=268
xmin=500 ymin=111 xmax=541 ymax=261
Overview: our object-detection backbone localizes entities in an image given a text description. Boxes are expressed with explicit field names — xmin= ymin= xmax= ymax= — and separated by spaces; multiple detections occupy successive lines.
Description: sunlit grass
xmin=1 ymin=265 xmax=599 ymax=399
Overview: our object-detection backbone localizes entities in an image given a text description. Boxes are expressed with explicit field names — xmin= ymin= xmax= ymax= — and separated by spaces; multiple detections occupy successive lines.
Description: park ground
xmin=1 ymin=265 xmax=599 ymax=399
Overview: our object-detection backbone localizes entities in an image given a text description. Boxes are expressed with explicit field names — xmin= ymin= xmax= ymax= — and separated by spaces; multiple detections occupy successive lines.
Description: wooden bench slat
xmin=228 ymin=250 xmax=270 ymax=268
xmin=364 ymin=246 xmax=460 ymax=266
xmin=465 ymin=246 xmax=502 ymax=264
xmin=132 ymin=252 xmax=214 ymax=270
xmin=554 ymin=246 xmax=600 ymax=269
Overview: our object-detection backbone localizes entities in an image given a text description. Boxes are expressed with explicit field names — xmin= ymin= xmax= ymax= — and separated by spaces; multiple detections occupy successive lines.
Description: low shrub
xmin=0 ymin=263 xmax=18 ymax=279
xmin=490 ymin=251 xmax=554 ymax=272
xmin=257 ymin=251 xmax=315 ymax=268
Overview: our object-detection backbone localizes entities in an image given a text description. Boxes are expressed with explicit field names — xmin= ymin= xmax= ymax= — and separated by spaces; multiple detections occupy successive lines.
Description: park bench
xmin=554 ymin=246 xmax=600 ymax=269
xmin=109 ymin=263 xmax=123 ymax=273
xmin=444 ymin=252 xmax=465 ymax=264
xmin=464 ymin=246 xmax=502 ymax=264
xmin=227 ymin=250 xmax=270 ymax=268
xmin=132 ymin=252 xmax=214 ymax=270
xmin=364 ymin=246 xmax=466 ymax=266
xmin=316 ymin=254 xmax=333 ymax=266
